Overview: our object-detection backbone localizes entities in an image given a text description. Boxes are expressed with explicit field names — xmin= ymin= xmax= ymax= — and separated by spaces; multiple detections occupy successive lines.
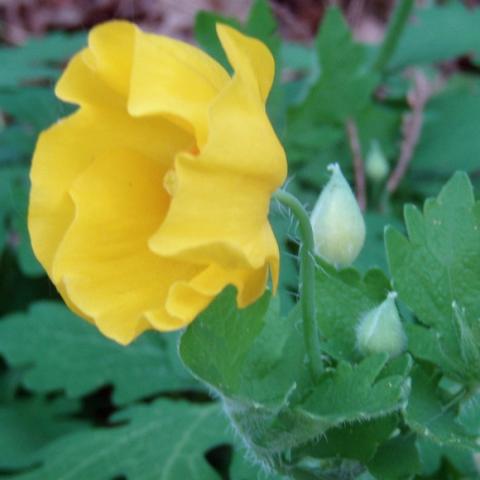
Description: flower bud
xmin=310 ymin=163 xmax=366 ymax=268
xmin=356 ymin=292 xmax=407 ymax=359
xmin=365 ymin=141 xmax=389 ymax=183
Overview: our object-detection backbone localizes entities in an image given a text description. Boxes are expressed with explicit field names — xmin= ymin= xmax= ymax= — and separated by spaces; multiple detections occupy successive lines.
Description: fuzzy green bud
xmin=365 ymin=141 xmax=389 ymax=183
xmin=310 ymin=163 xmax=366 ymax=268
xmin=356 ymin=292 xmax=406 ymax=358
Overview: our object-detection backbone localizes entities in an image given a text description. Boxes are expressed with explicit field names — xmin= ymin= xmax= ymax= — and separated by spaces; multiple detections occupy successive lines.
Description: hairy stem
xmin=273 ymin=190 xmax=323 ymax=381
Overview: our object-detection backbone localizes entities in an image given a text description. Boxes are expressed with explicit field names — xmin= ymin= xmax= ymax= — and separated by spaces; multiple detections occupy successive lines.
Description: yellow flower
xmin=28 ymin=21 xmax=286 ymax=344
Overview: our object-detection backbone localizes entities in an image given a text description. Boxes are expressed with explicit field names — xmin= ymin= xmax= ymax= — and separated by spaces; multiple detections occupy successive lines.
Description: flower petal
xmin=53 ymin=149 xmax=202 ymax=344
xmin=165 ymin=262 xmax=270 ymax=323
xmin=216 ymin=24 xmax=274 ymax=102
xmin=56 ymin=21 xmax=135 ymax=107
xmin=29 ymin=22 xmax=284 ymax=343
xmin=150 ymin=153 xmax=280 ymax=270
xmin=128 ymin=27 xmax=230 ymax=146
xmin=29 ymin=107 xmax=191 ymax=277
xmin=149 ymin=27 xmax=286 ymax=279
xmin=55 ymin=50 xmax=123 ymax=109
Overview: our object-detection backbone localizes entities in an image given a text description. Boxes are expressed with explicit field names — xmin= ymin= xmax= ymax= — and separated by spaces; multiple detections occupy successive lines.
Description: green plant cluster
xmin=1 ymin=1 xmax=480 ymax=479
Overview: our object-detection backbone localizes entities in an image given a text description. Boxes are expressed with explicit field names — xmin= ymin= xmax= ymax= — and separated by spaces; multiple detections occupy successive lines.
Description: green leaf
xmin=295 ymin=98 xmax=400 ymax=185
xmin=0 ymin=126 xmax=34 ymax=165
xmin=0 ymin=87 xmax=69 ymax=170
xmin=286 ymin=7 xmax=378 ymax=158
xmin=0 ymin=87 xmax=70 ymax=130
xmin=0 ymin=86 xmax=73 ymax=167
xmin=367 ymin=434 xmax=421 ymax=480
xmin=291 ymin=102 xmax=401 ymax=199
xmin=409 ymin=77 xmax=480 ymax=178
xmin=293 ymin=415 xmax=398 ymax=464
xmin=181 ymin=289 xmax=318 ymax=460
xmin=416 ymin=437 xmax=442 ymax=476
xmin=180 ymin=288 xmax=269 ymax=397
xmin=444 ymin=446 xmax=479 ymax=477
xmin=0 ymin=397 xmax=83 ymax=471
xmin=390 ymin=4 xmax=480 ymax=69
xmin=313 ymin=7 xmax=376 ymax=122
xmin=0 ymin=165 xmax=43 ymax=276
xmin=281 ymin=41 xmax=315 ymax=72
xmin=0 ymin=32 xmax=86 ymax=87
xmin=15 ymin=400 xmax=230 ymax=480
xmin=386 ymin=172 xmax=480 ymax=381
xmin=245 ymin=0 xmax=280 ymax=56
xmin=180 ymin=288 xmax=304 ymax=407
xmin=0 ymin=251 xmax=52 ymax=316
xmin=292 ymin=102 xmax=401 ymax=193
xmin=284 ymin=19 xmax=403 ymax=172
xmin=181 ymin=285 xmax=409 ymax=466
xmin=231 ymin=451 xmax=286 ymax=480
xmin=299 ymin=353 xmax=410 ymax=424
xmin=315 ymin=263 xmax=392 ymax=362
xmin=355 ymin=213 xmax=404 ymax=274
xmin=353 ymin=103 xmax=402 ymax=161
xmin=456 ymin=390 xmax=480 ymax=436
xmin=405 ymin=366 xmax=478 ymax=451
xmin=0 ymin=302 xmax=199 ymax=405
xmin=417 ymin=437 xmax=479 ymax=477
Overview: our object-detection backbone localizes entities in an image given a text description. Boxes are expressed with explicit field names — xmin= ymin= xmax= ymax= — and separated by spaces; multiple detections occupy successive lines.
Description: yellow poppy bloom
xmin=28 ymin=21 xmax=286 ymax=344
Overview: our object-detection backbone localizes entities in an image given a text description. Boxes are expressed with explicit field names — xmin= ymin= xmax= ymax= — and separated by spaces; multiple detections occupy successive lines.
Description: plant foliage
xmin=2 ymin=1 xmax=480 ymax=479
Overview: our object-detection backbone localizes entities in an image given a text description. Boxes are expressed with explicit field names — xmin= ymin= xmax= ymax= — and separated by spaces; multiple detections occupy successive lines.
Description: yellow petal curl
xmin=56 ymin=21 xmax=135 ymax=107
xmin=128 ymin=27 xmax=230 ymax=146
xmin=149 ymin=25 xmax=286 ymax=271
xmin=28 ymin=21 xmax=287 ymax=343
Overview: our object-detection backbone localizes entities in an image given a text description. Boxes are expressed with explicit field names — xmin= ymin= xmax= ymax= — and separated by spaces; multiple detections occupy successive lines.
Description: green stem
xmin=373 ymin=0 xmax=415 ymax=73
xmin=273 ymin=190 xmax=323 ymax=381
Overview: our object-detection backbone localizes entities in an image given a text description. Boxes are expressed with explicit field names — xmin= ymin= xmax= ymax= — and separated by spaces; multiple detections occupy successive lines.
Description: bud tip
xmin=356 ymin=293 xmax=406 ymax=359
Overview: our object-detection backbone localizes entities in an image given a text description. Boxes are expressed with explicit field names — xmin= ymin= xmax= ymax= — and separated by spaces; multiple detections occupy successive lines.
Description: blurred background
xmin=0 ymin=0 xmax=433 ymax=44
xmin=1 ymin=1 xmax=480 ymax=479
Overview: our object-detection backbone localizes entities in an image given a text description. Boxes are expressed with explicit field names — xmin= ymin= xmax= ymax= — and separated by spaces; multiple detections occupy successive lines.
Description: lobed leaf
xmin=0 ymin=302 xmax=200 ymax=405
xmin=405 ymin=366 xmax=478 ymax=451
xmin=286 ymin=7 xmax=378 ymax=164
xmin=386 ymin=172 xmax=480 ymax=381
xmin=181 ymin=286 xmax=410 ymax=464
xmin=410 ymin=77 xmax=480 ymax=178
xmin=315 ymin=262 xmax=392 ymax=362
xmin=299 ymin=353 xmax=410 ymax=424
xmin=390 ymin=3 xmax=480 ymax=69
xmin=0 ymin=397 xmax=83 ymax=471
xmin=0 ymin=32 xmax=86 ymax=87
xmin=367 ymin=434 xmax=421 ymax=480
xmin=14 ymin=400 xmax=231 ymax=480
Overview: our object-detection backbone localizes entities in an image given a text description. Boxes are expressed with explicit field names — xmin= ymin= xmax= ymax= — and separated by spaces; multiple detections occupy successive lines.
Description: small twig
xmin=386 ymin=69 xmax=443 ymax=194
xmin=345 ymin=118 xmax=367 ymax=211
